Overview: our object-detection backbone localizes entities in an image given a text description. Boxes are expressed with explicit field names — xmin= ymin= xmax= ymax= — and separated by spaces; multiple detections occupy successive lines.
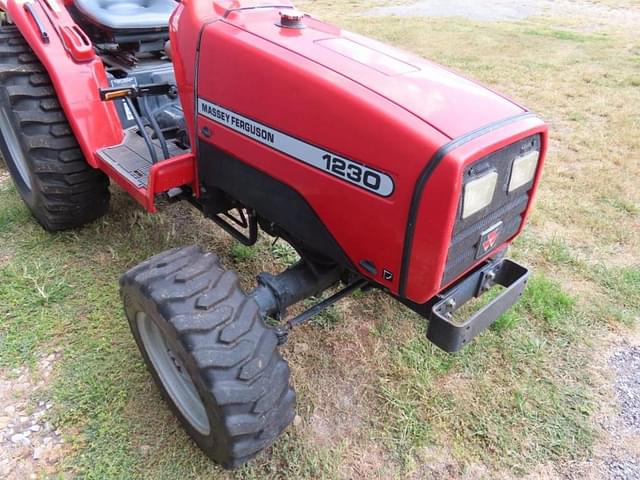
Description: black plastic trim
xmin=197 ymin=141 xmax=354 ymax=269
xmin=398 ymin=112 xmax=537 ymax=298
xmin=359 ymin=260 xmax=377 ymax=276
xmin=24 ymin=3 xmax=50 ymax=44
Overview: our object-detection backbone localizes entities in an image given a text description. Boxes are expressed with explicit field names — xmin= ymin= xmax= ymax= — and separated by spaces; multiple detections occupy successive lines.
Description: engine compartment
xmin=172 ymin=4 xmax=547 ymax=303
xmin=103 ymin=56 xmax=188 ymax=149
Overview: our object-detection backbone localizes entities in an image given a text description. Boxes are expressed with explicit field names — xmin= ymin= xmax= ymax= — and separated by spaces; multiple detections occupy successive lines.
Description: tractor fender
xmin=3 ymin=0 xmax=123 ymax=168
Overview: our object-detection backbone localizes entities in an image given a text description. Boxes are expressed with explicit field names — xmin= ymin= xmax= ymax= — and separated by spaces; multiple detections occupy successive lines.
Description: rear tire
xmin=120 ymin=246 xmax=296 ymax=468
xmin=0 ymin=26 xmax=110 ymax=231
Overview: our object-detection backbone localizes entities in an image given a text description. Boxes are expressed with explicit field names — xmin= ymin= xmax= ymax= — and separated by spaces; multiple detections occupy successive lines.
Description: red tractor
xmin=0 ymin=0 xmax=547 ymax=468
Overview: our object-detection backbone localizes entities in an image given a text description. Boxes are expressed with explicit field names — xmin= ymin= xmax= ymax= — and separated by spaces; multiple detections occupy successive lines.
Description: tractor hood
xmin=179 ymin=1 xmax=547 ymax=303
xmin=222 ymin=6 xmax=526 ymax=139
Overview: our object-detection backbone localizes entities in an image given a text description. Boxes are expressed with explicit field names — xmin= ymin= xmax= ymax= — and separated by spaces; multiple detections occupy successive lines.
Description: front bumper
xmin=399 ymin=257 xmax=530 ymax=353
xmin=427 ymin=258 xmax=530 ymax=352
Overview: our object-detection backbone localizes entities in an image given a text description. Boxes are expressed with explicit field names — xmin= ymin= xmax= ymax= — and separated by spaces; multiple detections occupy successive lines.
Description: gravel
xmin=600 ymin=343 xmax=640 ymax=480
xmin=610 ymin=345 xmax=640 ymax=433
xmin=0 ymin=353 xmax=66 ymax=479
xmin=604 ymin=457 xmax=640 ymax=480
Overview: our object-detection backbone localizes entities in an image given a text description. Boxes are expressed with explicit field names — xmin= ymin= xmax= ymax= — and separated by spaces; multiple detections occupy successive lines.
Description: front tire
xmin=120 ymin=246 xmax=296 ymax=468
xmin=0 ymin=26 xmax=110 ymax=231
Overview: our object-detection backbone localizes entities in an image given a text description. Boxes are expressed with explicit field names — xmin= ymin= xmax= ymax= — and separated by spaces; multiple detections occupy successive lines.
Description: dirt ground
xmin=0 ymin=353 xmax=68 ymax=479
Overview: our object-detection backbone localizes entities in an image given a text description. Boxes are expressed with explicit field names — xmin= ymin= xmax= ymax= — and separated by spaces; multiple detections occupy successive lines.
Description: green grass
xmin=606 ymin=197 xmax=640 ymax=216
xmin=523 ymin=28 xmax=608 ymax=43
xmin=519 ymin=276 xmax=575 ymax=327
xmin=271 ymin=241 xmax=300 ymax=267
xmin=0 ymin=261 xmax=72 ymax=367
xmin=0 ymin=190 xmax=360 ymax=478
xmin=590 ymin=265 xmax=640 ymax=326
xmin=381 ymin=275 xmax=593 ymax=474
xmin=230 ymin=243 xmax=256 ymax=262
xmin=0 ymin=182 xmax=29 ymax=233
xmin=541 ymin=237 xmax=579 ymax=266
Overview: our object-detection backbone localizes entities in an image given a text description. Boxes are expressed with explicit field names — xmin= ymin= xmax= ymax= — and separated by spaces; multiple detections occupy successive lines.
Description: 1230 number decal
xmin=322 ymin=154 xmax=389 ymax=195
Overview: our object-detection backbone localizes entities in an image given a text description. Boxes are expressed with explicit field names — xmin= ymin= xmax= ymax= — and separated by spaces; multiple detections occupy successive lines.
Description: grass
xmin=1 ymin=0 xmax=640 ymax=478
xmin=594 ymin=266 xmax=640 ymax=304
xmin=230 ymin=243 xmax=256 ymax=262
xmin=380 ymin=275 xmax=592 ymax=474
xmin=523 ymin=28 xmax=609 ymax=43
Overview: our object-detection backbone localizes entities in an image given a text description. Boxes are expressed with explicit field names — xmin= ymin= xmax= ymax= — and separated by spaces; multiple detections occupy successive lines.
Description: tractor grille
xmin=442 ymin=134 xmax=542 ymax=287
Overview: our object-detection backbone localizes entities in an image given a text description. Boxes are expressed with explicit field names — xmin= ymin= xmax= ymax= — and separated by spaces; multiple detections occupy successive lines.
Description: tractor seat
xmin=73 ymin=0 xmax=176 ymax=31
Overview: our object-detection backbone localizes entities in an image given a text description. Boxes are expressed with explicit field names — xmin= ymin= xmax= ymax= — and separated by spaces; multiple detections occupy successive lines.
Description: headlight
xmin=508 ymin=150 xmax=539 ymax=193
xmin=462 ymin=171 xmax=498 ymax=219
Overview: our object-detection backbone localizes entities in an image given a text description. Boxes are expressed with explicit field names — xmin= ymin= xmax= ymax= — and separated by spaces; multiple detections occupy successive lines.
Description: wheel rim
xmin=0 ymin=105 xmax=32 ymax=190
xmin=136 ymin=312 xmax=211 ymax=436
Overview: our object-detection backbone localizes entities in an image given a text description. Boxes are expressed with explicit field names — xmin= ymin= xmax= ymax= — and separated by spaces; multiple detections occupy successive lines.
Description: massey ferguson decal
xmin=198 ymin=99 xmax=395 ymax=197
xmin=477 ymin=221 xmax=503 ymax=258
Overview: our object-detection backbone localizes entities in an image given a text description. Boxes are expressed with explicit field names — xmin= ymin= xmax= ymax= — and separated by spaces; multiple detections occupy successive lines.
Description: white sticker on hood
xmin=198 ymin=99 xmax=394 ymax=197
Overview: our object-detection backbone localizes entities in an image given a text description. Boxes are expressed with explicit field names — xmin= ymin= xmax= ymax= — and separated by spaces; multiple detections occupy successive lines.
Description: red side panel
xmin=6 ymin=0 xmax=123 ymax=168
xmin=194 ymin=20 xmax=448 ymax=295
xmin=148 ymin=153 xmax=196 ymax=196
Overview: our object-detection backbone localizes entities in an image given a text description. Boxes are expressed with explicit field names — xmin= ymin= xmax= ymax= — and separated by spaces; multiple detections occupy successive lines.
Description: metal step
xmin=97 ymin=128 xmax=184 ymax=188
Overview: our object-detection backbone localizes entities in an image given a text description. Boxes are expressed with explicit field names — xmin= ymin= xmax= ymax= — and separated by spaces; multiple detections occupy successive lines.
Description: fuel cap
xmin=277 ymin=9 xmax=306 ymax=29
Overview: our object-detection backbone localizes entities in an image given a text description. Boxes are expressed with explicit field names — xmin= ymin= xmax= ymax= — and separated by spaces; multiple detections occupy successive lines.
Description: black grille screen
xmin=442 ymin=134 xmax=542 ymax=287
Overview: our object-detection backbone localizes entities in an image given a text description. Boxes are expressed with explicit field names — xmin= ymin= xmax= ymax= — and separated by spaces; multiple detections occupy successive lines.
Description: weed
xmin=608 ymin=197 xmax=640 ymax=216
xmin=520 ymin=275 xmax=575 ymax=326
xmin=271 ymin=240 xmax=300 ymax=267
xmin=591 ymin=265 xmax=640 ymax=312
xmin=304 ymin=296 xmax=342 ymax=329
xmin=0 ymin=260 xmax=72 ymax=367
xmin=230 ymin=243 xmax=255 ymax=262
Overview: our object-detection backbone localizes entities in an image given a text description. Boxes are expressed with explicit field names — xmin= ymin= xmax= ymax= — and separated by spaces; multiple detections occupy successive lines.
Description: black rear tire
xmin=120 ymin=246 xmax=296 ymax=469
xmin=0 ymin=26 xmax=110 ymax=231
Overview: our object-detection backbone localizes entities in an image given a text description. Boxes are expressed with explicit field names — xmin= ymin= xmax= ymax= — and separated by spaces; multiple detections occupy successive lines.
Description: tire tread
xmin=121 ymin=246 xmax=296 ymax=468
xmin=0 ymin=26 xmax=109 ymax=231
